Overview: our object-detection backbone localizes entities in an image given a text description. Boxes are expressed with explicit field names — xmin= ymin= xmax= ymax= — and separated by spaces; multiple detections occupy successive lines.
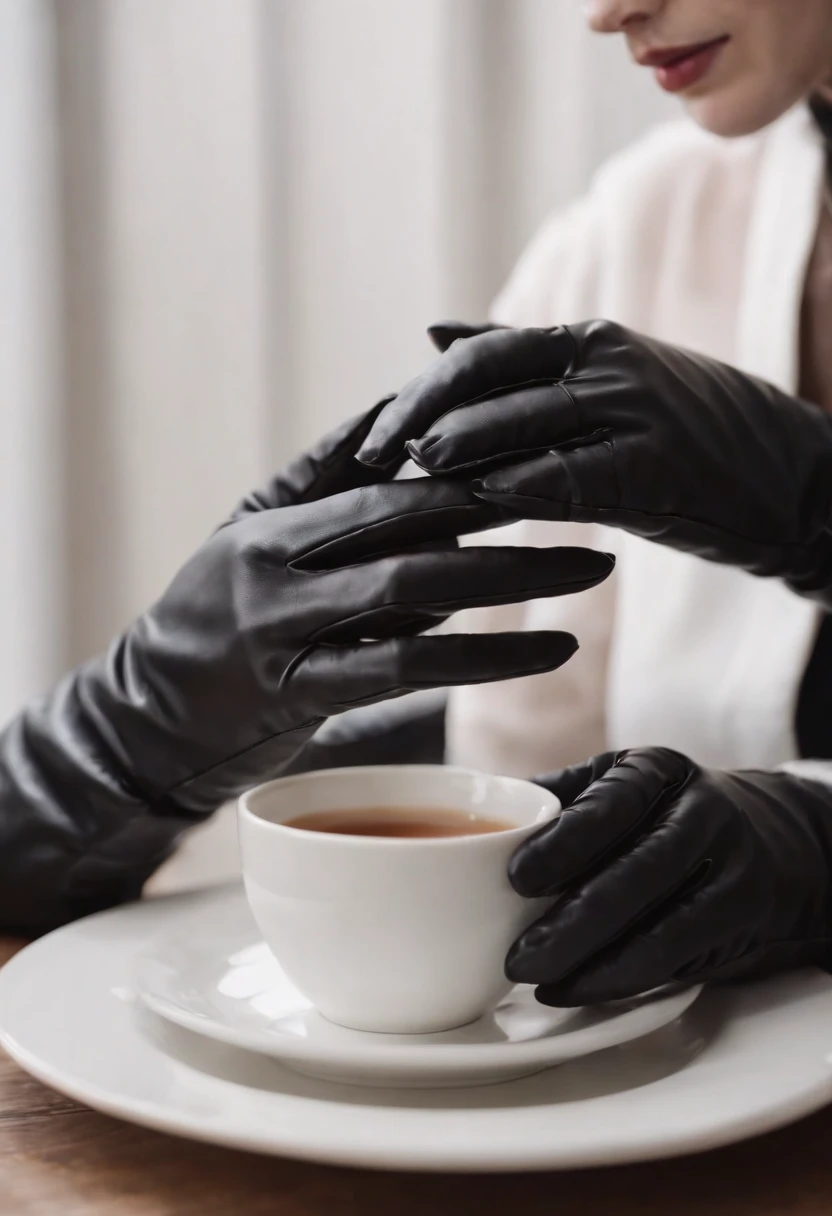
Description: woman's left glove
xmin=505 ymin=748 xmax=832 ymax=1005
xmin=356 ymin=320 xmax=832 ymax=606
xmin=0 ymin=403 xmax=612 ymax=932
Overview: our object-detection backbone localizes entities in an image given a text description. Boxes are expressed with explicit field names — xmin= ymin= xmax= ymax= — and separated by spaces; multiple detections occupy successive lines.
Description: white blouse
xmin=446 ymin=105 xmax=832 ymax=786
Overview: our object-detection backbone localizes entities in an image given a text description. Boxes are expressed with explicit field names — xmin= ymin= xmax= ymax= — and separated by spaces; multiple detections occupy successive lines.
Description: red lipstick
xmin=638 ymin=36 xmax=729 ymax=93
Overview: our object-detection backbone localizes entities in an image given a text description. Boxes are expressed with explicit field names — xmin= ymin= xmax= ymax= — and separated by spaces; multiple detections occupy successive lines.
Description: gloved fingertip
xmin=553 ymin=633 xmax=579 ymax=662
xmin=471 ymin=480 xmax=511 ymax=505
xmin=561 ymin=548 xmax=616 ymax=581
xmin=473 ymin=471 xmax=512 ymax=495
xmin=356 ymin=446 xmax=406 ymax=472
xmin=355 ymin=445 xmax=382 ymax=467
xmin=427 ymin=322 xmax=466 ymax=353
xmin=482 ymin=631 xmax=578 ymax=681
xmin=507 ymin=837 xmax=556 ymax=898
xmin=537 ymin=970 xmax=637 ymax=1006
xmin=404 ymin=438 xmax=433 ymax=468
xmin=534 ymin=982 xmax=587 ymax=1009
xmin=504 ymin=940 xmax=546 ymax=985
xmin=471 ymin=469 xmax=503 ymax=488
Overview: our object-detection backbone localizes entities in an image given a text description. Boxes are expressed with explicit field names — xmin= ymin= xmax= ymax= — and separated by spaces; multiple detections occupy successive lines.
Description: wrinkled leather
xmin=358 ymin=319 xmax=832 ymax=606
xmin=504 ymin=748 xmax=832 ymax=1006
xmin=284 ymin=690 xmax=447 ymax=775
xmin=0 ymin=404 xmax=614 ymax=933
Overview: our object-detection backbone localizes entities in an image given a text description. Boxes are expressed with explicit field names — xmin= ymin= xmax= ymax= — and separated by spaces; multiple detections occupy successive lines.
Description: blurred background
xmin=1 ymin=0 xmax=675 ymax=724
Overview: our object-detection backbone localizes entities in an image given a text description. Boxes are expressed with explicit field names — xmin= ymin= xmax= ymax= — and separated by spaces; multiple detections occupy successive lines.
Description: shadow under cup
xmin=238 ymin=765 xmax=560 ymax=1034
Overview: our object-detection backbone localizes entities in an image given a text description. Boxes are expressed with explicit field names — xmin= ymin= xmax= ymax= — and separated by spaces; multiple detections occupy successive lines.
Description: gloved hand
xmin=0 ymin=403 xmax=613 ymax=932
xmin=356 ymin=319 xmax=832 ymax=606
xmin=504 ymin=748 xmax=832 ymax=1006
xmin=283 ymin=690 xmax=447 ymax=775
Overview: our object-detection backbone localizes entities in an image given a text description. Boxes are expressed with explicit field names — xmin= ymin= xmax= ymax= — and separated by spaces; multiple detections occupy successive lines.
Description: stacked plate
xmin=1 ymin=882 xmax=832 ymax=1171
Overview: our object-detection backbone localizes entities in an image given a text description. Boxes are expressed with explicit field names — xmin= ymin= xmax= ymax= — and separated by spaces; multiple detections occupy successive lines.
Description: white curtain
xmin=0 ymin=0 xmax=62 ymax=724
xmin=1 ymin=0 xmax=674 ymax=727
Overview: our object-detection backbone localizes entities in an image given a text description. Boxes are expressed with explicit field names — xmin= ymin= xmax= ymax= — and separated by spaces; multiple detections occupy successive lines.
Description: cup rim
xmin=238 ymin=764 xmax=560 ymax=849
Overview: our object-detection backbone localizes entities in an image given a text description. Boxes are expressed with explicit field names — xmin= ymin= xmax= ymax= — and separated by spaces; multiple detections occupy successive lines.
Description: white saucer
xmin=134 ymin=886 xmax=701 ymax=1087
xmin=2 ymin=884 xmax=832 ymax=1172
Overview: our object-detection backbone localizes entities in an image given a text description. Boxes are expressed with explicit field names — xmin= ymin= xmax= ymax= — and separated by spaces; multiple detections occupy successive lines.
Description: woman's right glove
xmin=0 ymin=404 xmax=613 ymax=932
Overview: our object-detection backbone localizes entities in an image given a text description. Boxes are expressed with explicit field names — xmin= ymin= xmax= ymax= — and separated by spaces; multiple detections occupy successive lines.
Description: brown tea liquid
xmin=285 ymin=807 xmax=515 ymax=838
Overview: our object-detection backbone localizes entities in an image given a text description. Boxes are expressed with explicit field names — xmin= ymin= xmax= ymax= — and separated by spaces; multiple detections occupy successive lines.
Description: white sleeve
xmin=779 ymin=760 xmax=832 ymax=790
xmin=446 ymin=191 xmax=618 ymax=779
xmin=489 ymin=196 xmax=603 ymax=328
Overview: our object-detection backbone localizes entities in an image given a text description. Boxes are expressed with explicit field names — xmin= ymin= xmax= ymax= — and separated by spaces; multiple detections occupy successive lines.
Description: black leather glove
xmin=284 ymin=690 xmax=447 ymax=775
xmin=0 ymin=405 xmax=613 ymax=933
xmin=504 ymin=748 xmax=832 ymax=1006
xmin=357 ymin=319 xmax=832 ymax=606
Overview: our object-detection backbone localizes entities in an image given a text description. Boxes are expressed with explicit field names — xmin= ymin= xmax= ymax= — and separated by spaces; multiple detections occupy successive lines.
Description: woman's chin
xmin=682 ymin=73 xmax=817 ymax=138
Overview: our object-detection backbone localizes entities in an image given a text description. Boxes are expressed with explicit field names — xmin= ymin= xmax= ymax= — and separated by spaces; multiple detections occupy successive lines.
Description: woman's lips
xmin=642 ymin=37 xmax=729 ymax=94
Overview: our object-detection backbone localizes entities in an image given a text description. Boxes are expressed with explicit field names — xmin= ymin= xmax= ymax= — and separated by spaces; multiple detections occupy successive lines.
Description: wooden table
xmin=3 ymin=938 xmax=832 ymax=1216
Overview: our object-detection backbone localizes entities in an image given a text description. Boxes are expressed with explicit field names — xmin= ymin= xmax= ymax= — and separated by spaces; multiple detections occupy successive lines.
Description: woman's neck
xmin=815 ymin=80 xmax=832 ymax=106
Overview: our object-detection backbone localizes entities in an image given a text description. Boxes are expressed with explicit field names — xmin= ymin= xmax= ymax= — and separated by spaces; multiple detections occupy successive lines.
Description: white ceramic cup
xmin=238 ymin=765 xmax=560 ymax=1034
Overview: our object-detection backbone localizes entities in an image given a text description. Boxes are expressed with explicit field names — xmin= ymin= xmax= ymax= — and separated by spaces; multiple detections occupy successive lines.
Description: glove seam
xmin=557 ymin=323 xmax=581 ymax=374
xmin=323 ymin=649 xmax=581 ymax=712
xmin=416 ymin=379 xmax=573 ymax=448
xmin=491 ymin=493 xmax=820 ymax=561
xmin=162 ymin=716 xmax=326 ymax=799
xmin=306 ymin=574 xmax=609 ymax=643
xmin=537 ymin=849 xmax=714 ymax=988
xmin=289 ymin=501 xmax=501 ymax=570
xmin=532 ymin=779 xmax=687 ymax=897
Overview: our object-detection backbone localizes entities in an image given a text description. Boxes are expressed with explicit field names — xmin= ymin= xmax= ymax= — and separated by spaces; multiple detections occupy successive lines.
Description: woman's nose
xmin=583 ymin=0 xmax=664 ymax=34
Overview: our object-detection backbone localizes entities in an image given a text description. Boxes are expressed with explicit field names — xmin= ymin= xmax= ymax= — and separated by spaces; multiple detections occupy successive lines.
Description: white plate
xmin=134 ymin=887 xmax=702 ymax=1087
xmin=2 ymin=885 xmax=832 ymax=1173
